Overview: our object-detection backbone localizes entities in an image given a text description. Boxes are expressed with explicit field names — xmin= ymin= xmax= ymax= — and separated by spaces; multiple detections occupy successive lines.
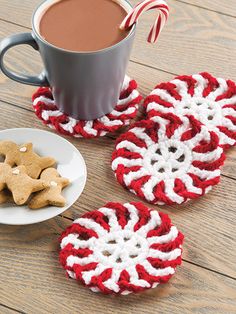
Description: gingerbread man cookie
xmin=29 ymin=168 xmax=70 ymax=209
xmin=0 ymin=141 xmax=56 ymax=179
xmin=0 ymin=163 xmax=48 ymax=205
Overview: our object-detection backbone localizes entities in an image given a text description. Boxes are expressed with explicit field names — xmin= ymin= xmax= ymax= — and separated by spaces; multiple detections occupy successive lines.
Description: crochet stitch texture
xmin=59 ymin=202 xmax=184 ymax=295
xmin=144 ymin=72 xmax=236 ymax=149
xmin=32 ymin=76 xmax=142 ymax=138
xmin=112 ymin=116 xmax=225 ymax=205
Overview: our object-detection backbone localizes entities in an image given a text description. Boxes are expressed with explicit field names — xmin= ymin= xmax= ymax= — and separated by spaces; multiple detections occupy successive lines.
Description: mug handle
xmin=0 ymin=32 xmax=49 ymax=86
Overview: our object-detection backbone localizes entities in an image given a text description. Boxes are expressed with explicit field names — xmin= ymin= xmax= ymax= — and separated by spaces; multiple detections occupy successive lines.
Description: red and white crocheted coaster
xmin=112 ymin=116 xmax=225 ymax=205
xmin=32 ymin=76 xmax=142 ymax=139
xmin=59 ymin=202 xmax=184 ymax=295
xmin=144 ymin=72 xmax=236 ymax=149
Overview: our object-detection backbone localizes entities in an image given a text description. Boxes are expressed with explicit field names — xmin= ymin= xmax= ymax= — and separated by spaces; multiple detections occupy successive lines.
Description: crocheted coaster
xmin=112 ymin=116 xmax=225 ymax=205
xmin=32 ymin=76 xmax=142 ymax=139
xmin=144 ymin=72 xmax=236 ymax=149
xmin=59 ymin=202 xmax=184 ymax=295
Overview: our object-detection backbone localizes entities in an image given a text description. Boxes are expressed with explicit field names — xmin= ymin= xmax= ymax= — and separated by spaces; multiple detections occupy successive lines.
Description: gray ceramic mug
xmin=0 ymin=0 xmax=135 ymax=120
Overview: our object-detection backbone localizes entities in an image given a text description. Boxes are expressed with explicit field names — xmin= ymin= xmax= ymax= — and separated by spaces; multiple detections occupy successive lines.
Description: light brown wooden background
xmin=0 ymin=1 xmax=236 ymax=313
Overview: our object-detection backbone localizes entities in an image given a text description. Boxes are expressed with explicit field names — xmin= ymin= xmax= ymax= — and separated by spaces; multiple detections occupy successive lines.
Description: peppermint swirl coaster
xmin=144 ymin=72 xmax=236 ymax=149
xmin=32 ymin=76 xmax=142 ymax=139
xmin=112 ymin=117 xmax=225 ymax=205
xmin=59 ymin=202 xmax=184 ymax=295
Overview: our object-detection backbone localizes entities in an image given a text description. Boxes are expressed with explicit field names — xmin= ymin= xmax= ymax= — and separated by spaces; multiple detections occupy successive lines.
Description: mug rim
xmin=32 ymin=0 xmax=136 ymax=55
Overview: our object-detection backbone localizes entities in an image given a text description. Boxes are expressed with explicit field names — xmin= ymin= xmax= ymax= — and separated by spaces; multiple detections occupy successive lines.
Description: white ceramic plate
xmin=0 ymin=128 xmax=87 ymax=225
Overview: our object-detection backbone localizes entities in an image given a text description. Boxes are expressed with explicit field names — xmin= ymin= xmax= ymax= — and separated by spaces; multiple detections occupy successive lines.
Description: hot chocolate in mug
xmin=0 ymin=0 xmax=135 ymax=120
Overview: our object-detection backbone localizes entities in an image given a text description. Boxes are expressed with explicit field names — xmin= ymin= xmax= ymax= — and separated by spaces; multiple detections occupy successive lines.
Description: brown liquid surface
xmin=39 ymin=0 xmax=129 ymax=51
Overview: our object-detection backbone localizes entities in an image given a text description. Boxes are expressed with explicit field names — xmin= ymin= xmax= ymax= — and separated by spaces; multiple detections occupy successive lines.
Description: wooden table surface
xmin=0 ymin=1 xmax=236 ymax=313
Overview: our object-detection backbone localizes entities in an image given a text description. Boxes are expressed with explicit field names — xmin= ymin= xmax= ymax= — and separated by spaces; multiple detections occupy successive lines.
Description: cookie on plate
xmin=0 ymin=140 xmax=56 ymax=178
xmin=29 ymin=168 xmax=70 ymax=209
xmin=0 ymin=163 xmax=48 ymax=205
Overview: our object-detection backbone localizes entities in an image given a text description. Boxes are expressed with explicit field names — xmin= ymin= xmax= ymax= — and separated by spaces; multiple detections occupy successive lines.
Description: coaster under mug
xmin=32 ymin=76 xmax=142 ymax=139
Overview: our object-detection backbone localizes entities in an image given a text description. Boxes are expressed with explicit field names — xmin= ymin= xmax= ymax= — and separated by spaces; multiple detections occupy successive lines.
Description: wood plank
xmin=0 ymin=305 xmax=21 ymax=314
xmin=1 ymin=253 xmax=236 ymax=314
xmin=1 ymin=0 xmax=236 ymax=27
xmin=0 ymin=211 xmax=235 ymax=314
xmin=131 ymin=0 xmax=236 ymax=79
xmin=222 ymin=149 xmax=236 ymax=180
xmin=182 ymin=0 xmax=236 ymax=17
xmin=0 ymin=101 xmax=236 ymax=279
xmin=0 ymin=1 xmax=236 ymax=79
xmin=0 ymin=0 xmax=35 ymax=28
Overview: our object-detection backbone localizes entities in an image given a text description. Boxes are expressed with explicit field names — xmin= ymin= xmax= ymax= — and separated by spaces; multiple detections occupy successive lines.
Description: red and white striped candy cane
xmin=120 ymin=0 xmax=169 ymax=43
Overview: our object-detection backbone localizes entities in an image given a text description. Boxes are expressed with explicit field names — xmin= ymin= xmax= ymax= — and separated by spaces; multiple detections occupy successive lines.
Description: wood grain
xmin=0 ymin=100 xmax=236 ymax=280
xmin=182 ymin=0 xmax=236 ymax=17
xmin=1 ymin=0 xmax=236 ymax=26
xmin=1 ymin=250 xmax=236 ymax=314
xmin=0 ymin=211 xmax=236 ymax=314
xmin=0 ymin=305 xmax=21 ymax=314
xmin=1 ymin=0 xmax=236 ymax=79
xmin=131 ymin=0 xmax=236 ymax=79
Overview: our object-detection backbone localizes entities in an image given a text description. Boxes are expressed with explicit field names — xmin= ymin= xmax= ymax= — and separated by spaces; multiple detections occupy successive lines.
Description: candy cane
xmin=120 ymin=0 xmax=169 ymax=43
